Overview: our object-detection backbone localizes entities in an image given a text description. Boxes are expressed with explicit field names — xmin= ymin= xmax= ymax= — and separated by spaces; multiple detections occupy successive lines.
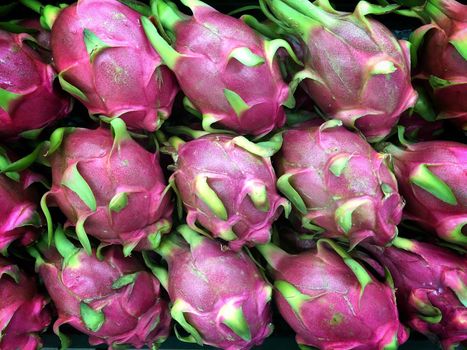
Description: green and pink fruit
xmin=0 ymin=257 xmax=51 ymax=350
xmin=262 ymin=0 xmax=417 ymax=142
xmin=32 ymin=227 xmax=171 ymax=349
xmin=147 ymin=225 xmax=273 ymax=350
xmin=257 ymin=240 xmax=408 ymax=349
xmin=385 ymin=141 xmax=466 ymax=246
xmin=142 ymin=0 xmax=299 ymax=136
xmin=42 ymin=119 xmax=173 ymax=255
xmin=275 ymin=120 xmax=403 ymax=248
xmin=172 ymin=134 xmax=289 ymax=251
xmin=0 ymin=30 xmax=71 ymax=139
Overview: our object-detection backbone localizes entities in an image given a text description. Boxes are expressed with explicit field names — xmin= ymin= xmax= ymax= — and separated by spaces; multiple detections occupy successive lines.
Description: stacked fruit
xmin=0 ymin=0 xmax=465 ymax=349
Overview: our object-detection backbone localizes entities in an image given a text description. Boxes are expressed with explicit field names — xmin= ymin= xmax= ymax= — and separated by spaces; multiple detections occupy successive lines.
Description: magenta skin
xmin=0 ymin=30 xmax=71 ymax=139
xmin=38 ymin=245 xmax=170 ymax=349
xmin=387 ymin=141 xmax=467 ymax=246
xmin=0 ymin=153 xmax=42 ymax=251
xmin=367 ymin=238 xmax=467 ymax=349
xmin=0 ymin=257 xmax=51 ymax=350
xmin=412 ymin=0 xmax=467 ymax=129
xmin=258 ymin=241 xmax=408 ymax=349
xmin=157 ymin=2 xmax=289 ymax=136
xmin=173 ymin=134 xmax=288 ymax=251
xmin=46 ymin=125 xmax=173 ymax=252
xmin=51 ymin=0 xmax=178 ymax=131
xmin=275 ymin=120 xmax=403 ymax=248
xmin=159 ymin=231 xmax=273 ymax=350
xmin=288 ymin=3 xmax=417 ymax=142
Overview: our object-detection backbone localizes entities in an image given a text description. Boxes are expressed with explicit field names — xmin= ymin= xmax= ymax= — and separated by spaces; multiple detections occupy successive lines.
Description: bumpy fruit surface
xmin=0 ymin=30 xmax=71 ymax=139
xmin=34 ymin=227 xmax=171 ymax=349
xmin=150 ymin=226 xmax=273 ymax=350
xmin=275 ymin=120 xmax=403 ymax=248
xmin=51 ymin=0 xmax=178 ymax=131
xmin=257 ymin=240 xmax=408 ymax=349
xmin=386 ymin=141 xmax=466 ymax=246
xmin=173 ymin=134 xmax=289 ymax=251
xmin=0 ymin=257 xmax=51 ymax=350
xmin=43 ymin=119 xmax=173 ymax=255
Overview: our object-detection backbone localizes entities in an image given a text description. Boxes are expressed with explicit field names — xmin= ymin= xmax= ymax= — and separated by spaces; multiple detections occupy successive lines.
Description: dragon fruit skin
xmin=410 ymin=0 xmax=467 ymax=129
xmin=142 ymin=0 xmax=295 ymax=136
xmin=366 ymin=237 xmax=467 ymax=349
xmin=0 ymin=30 xmax=71 ymax=139
xmin=0 ymin=148 xmax=42 ymax=251
xmin=172 ymin=134 xmax=289 ymax=251
xmin=151 ymin=225 xmax=273 ymax=350
xmin=50 ymin=0 xmax=178 ymax=132
xmin=262 ymin=0 xmax=418 ymax=142
xmin=34 ymin=227 xmax=171 ymax=349
xmin=43 ymin=119 xmax=173 ymax=255
xmin=275 ymin=120 xmax=403 ymax=248
xmin=386 ymin=141 xmax=467 ymax=246
xmin=257 ymin=240 xmax=408 ymax=349
xmin=0 ymin=257 xmax=51 ymax=350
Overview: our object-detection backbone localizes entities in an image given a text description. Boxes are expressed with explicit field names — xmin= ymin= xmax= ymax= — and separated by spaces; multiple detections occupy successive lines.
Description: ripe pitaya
xmin=171 ymin=134 xmax=289 ymax=251
xmin=385 ymin=141 xmax=466 ymax=246
xmin=0 ymin=30 xmax=71 ymax=139
xmin=365 ymin=237 xmax=467 ymax=349
xmin=0 ymin=147 xmax=42 ymax=251
xmin=257 ymin=240 xmax=408 ymax=349
xmin=398 ymin=112 xmax=444 ymax=141
xmin=261 ymin=0 xmax=417 ymax=142
xmin=0 ymin=257 xmax=51 ymax=350
xmin=410 ymin=0 xmax=467 ymax=129
xmin=275 ymin=120 xmax=403 ymax=248
xmin=141 ymin=0 xmax=299 ymax=136
xmin=42 ymin=118 xmax=173 ymax=255
xmin=147 ymin=225 xmax=273 ymax=350
xmin=21 ymin=0 xmax=179 ymax=132
xmin=31 ymin=226 xmax=171 ymax=349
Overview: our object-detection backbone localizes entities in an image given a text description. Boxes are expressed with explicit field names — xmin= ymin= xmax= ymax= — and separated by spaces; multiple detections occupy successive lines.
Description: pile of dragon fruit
xmin=0 ymin=0 xmax=465 ymax=348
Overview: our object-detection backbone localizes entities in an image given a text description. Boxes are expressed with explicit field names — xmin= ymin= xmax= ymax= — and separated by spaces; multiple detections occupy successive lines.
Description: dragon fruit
xmin=0 ymin=257 xmax=51 ymax=350
xmin=42 ymin=118 xmax=173 ymax=255
xmin=385 ymin=141 xmax=466 ymax=246
xmin=398 ymin=112 xmax=444 ymax=141
xmin=21 ymin=0 xmax=179 ymax=132
xmin=0 ymin=29 xmax=71 ymax=139
xmin=0 ymin=147 xmax=42 ymax=251
xmin=409 ymin=0 xmax=467 ymax=129
xmin=31 ymin=226 xmax=171 ymax=349
xmin=141 ymin=0 xmax=299 ymax=136
xmin=171 ymin=133 xmax=289 ymax=251
xmin=275 ymin=120 xmax=403 ymax=248
xmin=147 ymin=225 xmax=273 ymax=350
xmin=257 ymin=240 xmax=408 ymax=349
xmin=365 ymin=237 xmax=467 ymax=349
xmin=261 ymin=0 xmax=417 ymax=142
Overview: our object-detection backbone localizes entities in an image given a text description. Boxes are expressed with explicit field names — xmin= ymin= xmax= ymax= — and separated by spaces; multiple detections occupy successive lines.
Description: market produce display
xmin=0 ymin=0 xmax=465 ymax=349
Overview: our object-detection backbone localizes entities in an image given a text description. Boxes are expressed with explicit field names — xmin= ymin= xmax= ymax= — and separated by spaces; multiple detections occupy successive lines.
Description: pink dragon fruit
xmin=257 ymin=239 xmax=408 ymax=349
xmin=42 ymin=118 xmax=173 ymax=255
xmin=32 ymin=226 xmax=171 ymax=349
xmin=147 ymin=225 xmax=273 ymax=350
xmin=141 ymin=0 xmax=299 ymax=136
xmin=385 ymin=141 xmax=466 ymax=246
xmin=0 ymin=147 xmax=42 ymax=251
xmin=261 ymin=0 xmax=417 ymax=142
xmin=0 ymin=257 xmax=51 ymax=350
xmin=398 ymin=112 xmax=444 ymax=141
xmin=171 ymin=133 xmax=289 ymax=251
xmin=0 ymin=29 xmax=71 ymax=139
xmin=275 ymin=120 xmax=404 ymax=248
xmin=366 ymin=237 xmax=467 ymax=349
xmin=410 ymin=0 xmax=467 ymax=130
xmin=21 ymin=0 xmax=179 ymax=132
